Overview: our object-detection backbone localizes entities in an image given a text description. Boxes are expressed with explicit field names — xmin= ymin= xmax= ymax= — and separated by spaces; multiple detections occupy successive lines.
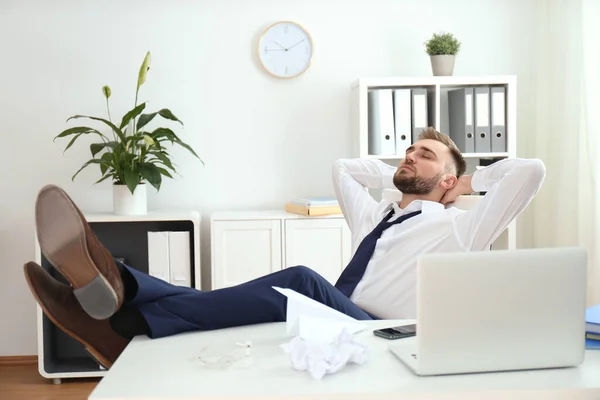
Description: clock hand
xmin=288 ymin=38 xmax=306 ymax=50
xmin=274 ymin=40 xmax=288 ymax=51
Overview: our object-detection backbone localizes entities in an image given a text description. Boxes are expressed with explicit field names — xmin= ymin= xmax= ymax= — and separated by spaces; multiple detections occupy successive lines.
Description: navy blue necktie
xmin=334 ymin=209 xmax=422 ymax=298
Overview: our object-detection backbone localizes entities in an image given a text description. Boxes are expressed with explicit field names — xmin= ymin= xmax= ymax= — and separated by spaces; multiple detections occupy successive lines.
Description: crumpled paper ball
xmin=281 ymin=328 xmax=369 ymax=379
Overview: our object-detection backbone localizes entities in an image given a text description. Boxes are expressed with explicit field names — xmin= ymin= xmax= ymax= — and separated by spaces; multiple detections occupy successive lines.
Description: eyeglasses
xmin=190 ymin=341 xmax=253 ymax=370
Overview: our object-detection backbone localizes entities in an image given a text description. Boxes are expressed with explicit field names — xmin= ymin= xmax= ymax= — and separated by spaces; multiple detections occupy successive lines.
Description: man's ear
xmin=440 ymin=174 xmax=458 ymax=190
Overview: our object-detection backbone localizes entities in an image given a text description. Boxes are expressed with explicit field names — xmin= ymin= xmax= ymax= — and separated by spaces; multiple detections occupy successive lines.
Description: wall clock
xmin=258 ymin=21 xmax=313 ymax=79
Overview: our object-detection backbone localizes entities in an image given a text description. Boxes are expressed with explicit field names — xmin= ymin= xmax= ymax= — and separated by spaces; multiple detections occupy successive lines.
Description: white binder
xmin=411 ymin=88 xmax=429 ymax=143
xmin=147 ymin=231 xmax=170 ymax=282
xmin=490 ymin=86 xmax=507 ymax=152
xmin=474 ymin=87 xmax=491 ymax=153
xmin=368 ymin=89 xmax=396 ymax=155
xmin=168 ymin=231 xmax=191 ymax=287
xmin=393 ymin=89 xmax=412 ymax=155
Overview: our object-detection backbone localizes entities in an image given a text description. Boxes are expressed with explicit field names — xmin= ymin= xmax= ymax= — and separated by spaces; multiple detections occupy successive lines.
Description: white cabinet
xmin=284 ymin=218 xmax=351 ymax=284
xmin=212 ymin=219 xmax=282 ymax=288
xmin=211 ymin=211 xmax=351 ymax=290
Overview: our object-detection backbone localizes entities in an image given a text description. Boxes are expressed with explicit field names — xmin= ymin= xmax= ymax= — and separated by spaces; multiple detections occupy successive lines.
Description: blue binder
xmin=586 ymin=304 xmax=600 ymax=334
xmin=586 ymin=338 xmax=600 ymax=350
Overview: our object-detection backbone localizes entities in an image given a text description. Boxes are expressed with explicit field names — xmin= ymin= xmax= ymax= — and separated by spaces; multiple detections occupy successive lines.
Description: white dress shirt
xmin=331 ymin=157 xmax=546 ymax=319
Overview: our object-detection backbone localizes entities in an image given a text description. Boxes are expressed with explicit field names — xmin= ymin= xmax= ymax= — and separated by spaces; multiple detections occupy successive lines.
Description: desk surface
xmin=89 ymin=320 xmax=600 ymax=400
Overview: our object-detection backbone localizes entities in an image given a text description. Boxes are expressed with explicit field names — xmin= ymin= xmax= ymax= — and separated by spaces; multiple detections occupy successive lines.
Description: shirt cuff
xmin=471 ymin=168 xmax=487 ymax=192
xmin=380 ymin=161 xmax=398 ymax=189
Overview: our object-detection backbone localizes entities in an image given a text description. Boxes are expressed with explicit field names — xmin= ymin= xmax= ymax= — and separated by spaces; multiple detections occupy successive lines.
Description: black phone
xmin=373 ymin=324 xmax=416 ymax=340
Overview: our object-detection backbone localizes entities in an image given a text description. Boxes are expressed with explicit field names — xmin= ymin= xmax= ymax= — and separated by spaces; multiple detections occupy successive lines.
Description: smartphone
xmin=373 ymin=324 xmax=416 ymax=340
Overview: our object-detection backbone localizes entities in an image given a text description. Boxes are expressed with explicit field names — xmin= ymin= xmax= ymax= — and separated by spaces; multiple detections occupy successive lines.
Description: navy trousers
xmin=123 ymin=264 xmax=374 ymax=339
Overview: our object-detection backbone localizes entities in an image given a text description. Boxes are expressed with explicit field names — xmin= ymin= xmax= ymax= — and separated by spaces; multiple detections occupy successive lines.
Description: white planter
xmin=430 ymin=55 xmax=455 ymax=76
xmin=113 ymin=183 xmax=147 ymax=215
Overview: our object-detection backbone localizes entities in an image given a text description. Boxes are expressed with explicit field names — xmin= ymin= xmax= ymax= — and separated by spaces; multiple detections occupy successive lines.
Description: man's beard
xmin=393 ymin=170 xmax=442 ymax=195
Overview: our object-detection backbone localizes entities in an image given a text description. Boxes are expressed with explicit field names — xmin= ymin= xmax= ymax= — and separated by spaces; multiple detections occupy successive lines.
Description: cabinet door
xmin=284 ymin=218 xmax=351 ymax=284
xmin=212 ymin=220 xmax=282 ymax=289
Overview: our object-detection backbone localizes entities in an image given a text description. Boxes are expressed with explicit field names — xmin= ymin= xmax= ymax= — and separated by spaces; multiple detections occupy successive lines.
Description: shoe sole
xmin=23 ymin=264 xmax=113 ymax=369
xmin=35 ymin=185 xmax=118 ymax=319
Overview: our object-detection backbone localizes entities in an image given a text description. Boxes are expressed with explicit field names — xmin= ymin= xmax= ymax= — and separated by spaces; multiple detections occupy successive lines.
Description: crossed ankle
xmin=109 ymin=306 xmax=150 ymax=339
xmin=114 ymin=259 xmax=139 ymax=302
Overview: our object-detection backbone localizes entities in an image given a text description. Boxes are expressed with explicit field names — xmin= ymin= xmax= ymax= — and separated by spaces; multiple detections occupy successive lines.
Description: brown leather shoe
xmin=24 ymin=261 xmax=129 ymax=369
xmin=35 ymin=184 xmax=124 ymax=319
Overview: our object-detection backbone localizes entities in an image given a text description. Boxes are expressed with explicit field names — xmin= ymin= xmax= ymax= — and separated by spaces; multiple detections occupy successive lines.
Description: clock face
xmin=258 ymin=21 xmax=313 ymax=79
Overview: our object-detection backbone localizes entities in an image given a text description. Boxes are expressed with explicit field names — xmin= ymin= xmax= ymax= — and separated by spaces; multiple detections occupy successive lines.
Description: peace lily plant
xmin=55 ymin=52 xmax=203 ymax=214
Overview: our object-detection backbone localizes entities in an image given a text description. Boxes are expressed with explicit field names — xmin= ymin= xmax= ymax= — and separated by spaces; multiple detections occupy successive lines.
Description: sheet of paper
xmin=272 ymin=286 xmax=366 ymax=341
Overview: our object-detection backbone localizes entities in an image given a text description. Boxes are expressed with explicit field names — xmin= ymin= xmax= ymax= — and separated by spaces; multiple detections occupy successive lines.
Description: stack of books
xmin=586 ymin=304 xmax=600 ymax=349
xmin=285 ymin=196 xmax=342 ymax=216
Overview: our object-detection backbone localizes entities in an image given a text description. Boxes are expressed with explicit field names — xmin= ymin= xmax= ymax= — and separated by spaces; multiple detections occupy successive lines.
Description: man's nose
xmin=405 ymin=153 xmax=415 ymax=163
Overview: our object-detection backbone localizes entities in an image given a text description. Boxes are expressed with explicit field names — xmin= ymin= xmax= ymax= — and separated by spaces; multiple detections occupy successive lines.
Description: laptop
xmin=389 ymin=247 xmax=587 ymax=376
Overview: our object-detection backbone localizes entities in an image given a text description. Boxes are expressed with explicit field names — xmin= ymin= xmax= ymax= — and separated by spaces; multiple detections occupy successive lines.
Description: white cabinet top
xmin=211 ymin=210 xmax=345 ymax=221
xmin=84 ymin=210 xmax=201 ymax=223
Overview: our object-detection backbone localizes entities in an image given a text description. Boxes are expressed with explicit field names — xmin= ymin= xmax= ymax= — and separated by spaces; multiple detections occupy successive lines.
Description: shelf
xmin=463 ymin=152 xmax=508 ymax=159
xmin=212 ymin=209 xmax=345 ymax=221
xmin=352 ymin=75 xmax=517 ymax=88
xmin=41 ymin=356 xmax=107 ymax=377
xmin=364 ymin=152 xmax=509 ymax=160
xmin=353 ymin=75 xmax=516 ymax=89
xmin=82 ymin=210 xmax=200 ymax=223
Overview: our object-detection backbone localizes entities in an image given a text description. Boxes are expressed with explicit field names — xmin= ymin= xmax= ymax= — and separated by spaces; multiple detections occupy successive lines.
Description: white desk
xmin=89 ymin=320 xmax=600 ymax=399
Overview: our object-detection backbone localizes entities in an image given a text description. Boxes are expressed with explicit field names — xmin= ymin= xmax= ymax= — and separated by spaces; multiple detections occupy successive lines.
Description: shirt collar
xmin=388 ymin=199 xmax=444 ymax=218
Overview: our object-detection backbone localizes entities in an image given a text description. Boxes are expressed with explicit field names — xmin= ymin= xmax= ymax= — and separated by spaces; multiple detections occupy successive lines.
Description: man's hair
xmin=418 ymin=127 xmax=466 ymax=177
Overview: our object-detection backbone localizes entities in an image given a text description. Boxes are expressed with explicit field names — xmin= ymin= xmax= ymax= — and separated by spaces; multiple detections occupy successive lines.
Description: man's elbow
xmin=525 ymin=158 xmax=546 ymax=187
xmin=332 ymin=158 xmax=355 ymax=175
xmin=333 ymin=158 xmax=353 ymax=166
xmin=332 ymin=159 xmax=348 ymax=183
xmin=332 ymin=159 xmax=343 ymax=174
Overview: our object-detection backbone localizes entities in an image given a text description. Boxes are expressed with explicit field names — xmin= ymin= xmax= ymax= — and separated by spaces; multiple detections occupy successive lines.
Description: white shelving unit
xmin=351 ymin=75 xmax=517 ymax=250
xmin=34 ymin=211 xmax=201 ymax=383
xmin=351 ymin=75 xmax=517 ymax=163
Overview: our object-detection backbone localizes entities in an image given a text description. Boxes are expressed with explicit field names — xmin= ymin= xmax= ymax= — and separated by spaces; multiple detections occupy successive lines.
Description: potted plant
xmin=55 ymin=52 xmax=203 ymax=215
xmin=424 ymin=32 xmax=461 ymax=76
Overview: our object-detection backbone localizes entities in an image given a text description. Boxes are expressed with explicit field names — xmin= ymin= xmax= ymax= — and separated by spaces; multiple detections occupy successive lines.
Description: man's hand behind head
xmin=440 ymin=175 xmax=474 ymax=206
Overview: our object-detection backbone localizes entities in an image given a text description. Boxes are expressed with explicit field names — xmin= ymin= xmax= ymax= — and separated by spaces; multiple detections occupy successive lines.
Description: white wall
xmin=0 ymin=0 xmax=541 ymax=356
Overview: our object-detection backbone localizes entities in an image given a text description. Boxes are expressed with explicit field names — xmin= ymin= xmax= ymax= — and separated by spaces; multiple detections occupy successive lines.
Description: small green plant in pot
xmin=424 ymin=32 xmax=461 ymax=76
xmin=55 ymin=52 xmax=203 ymax=215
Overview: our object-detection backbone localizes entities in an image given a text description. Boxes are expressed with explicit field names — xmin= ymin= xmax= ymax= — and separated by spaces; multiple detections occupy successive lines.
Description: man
xmin=24 ymin=128 xmax=546 ymax=369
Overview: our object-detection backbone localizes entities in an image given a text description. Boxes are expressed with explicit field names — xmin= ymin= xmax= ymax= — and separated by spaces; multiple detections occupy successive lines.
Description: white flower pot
xmin=430 ymin=55 xmax=455 ymax=76
xmin=113 ymin=183 xmax=147 ymax=215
